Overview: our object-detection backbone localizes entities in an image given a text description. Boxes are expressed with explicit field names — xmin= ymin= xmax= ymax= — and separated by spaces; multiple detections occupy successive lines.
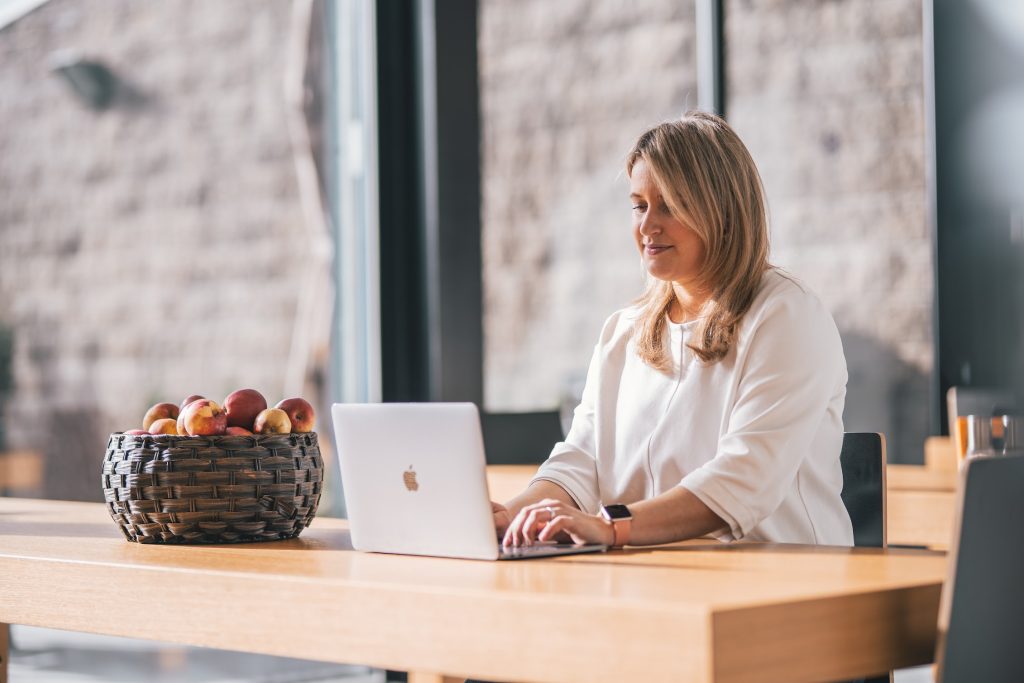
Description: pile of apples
xmin=126 ymin=389 xmax=316 ymax=437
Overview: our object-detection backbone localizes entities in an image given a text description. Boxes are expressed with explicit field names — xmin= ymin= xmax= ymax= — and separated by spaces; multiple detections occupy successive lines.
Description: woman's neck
xmin=669 ymin=282 xmax=709 ymax=324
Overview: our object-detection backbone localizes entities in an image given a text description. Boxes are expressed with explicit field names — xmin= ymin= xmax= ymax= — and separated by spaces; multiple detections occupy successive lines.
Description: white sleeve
xmin=530 ymin=342 xmax=602 ymax=514
xmin=678 ymin=294 xmax=845 ymax=540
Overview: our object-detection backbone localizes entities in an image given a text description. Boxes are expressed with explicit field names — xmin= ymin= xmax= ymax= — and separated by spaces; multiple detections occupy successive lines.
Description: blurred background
xmin=2 ymin=0 xmax=1022 ymax=681
xmin=0 ymin=0 xmax=944 ymax=504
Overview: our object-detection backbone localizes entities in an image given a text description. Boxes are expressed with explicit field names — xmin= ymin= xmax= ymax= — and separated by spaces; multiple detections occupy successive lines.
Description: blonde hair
xmin=627 ymin=111 xmax=770 ymax=370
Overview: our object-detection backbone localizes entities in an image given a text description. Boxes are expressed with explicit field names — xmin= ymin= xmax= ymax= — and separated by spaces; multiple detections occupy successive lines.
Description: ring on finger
xmin=545 ymin=506 xmax=556 ymax=519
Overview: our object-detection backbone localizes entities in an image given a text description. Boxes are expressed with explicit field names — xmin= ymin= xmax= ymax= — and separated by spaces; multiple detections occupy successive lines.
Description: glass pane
xmin=479 ymin=1 xmax=700 ymax=417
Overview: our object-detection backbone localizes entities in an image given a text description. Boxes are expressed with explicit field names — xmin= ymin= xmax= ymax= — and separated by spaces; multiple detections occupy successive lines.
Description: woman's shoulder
xmin=737 ymin=269 xmax=846 ymax=377
xmin=746 ymin=268 xmax=837 ymax=332
xmin=596 ymin=305 xmax=641 ymax=344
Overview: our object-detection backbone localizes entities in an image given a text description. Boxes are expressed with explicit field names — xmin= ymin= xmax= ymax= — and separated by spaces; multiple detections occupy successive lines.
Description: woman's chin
xmin=644 ymin=264 xmax=681 ymax=282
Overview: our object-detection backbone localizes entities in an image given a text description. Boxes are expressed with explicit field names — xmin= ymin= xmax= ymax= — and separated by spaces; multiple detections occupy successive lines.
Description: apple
xmin=253 ymin=408 xmax=291 ymax=434
xmin=149 ymin=418 xmax=178 ymax=435
xmin=180 ymin=394 xmax=205 ymax=411
xmin=180 ymin=399 xmax=228 ymax=436
xmin=125 ymin=429 xmax=149 ymax=436
xmin=178 ymin=396 xmax=204 ymax=434
xmin=223 ymin=388 xmax=267 ymax=429
xmin=142 ymin=402 xmax=179 ymax=431
xmin=176 ymin=412 xmax=188 ymax=435
xmin=226 ymin=426 xmax=253 ymax=436
xmin=275 ymin=397 xmax=315 ymax=432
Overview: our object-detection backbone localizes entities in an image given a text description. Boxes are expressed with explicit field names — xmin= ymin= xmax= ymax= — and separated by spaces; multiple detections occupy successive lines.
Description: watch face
xmin=603 ymin=504 xmax=631 ymax=520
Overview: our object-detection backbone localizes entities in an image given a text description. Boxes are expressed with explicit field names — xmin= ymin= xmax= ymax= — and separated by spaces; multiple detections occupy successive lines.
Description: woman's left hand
xmin=502 ymin=498 xmax=615 ymax=547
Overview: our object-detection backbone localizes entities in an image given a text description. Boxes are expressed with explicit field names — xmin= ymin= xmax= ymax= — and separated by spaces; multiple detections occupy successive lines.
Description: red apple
xmin=226 ymin=426 xmax=253 ymax=436
xmin=275 ymin=397 xmax=315 ymax=432
xmin=253 ymin=408 xmax=291 ymax=434
xmin=181 ymin=399 xmax=228 ymax=436
xmin=142 ymin=402 xmax=179 ymax=431
xmin=223 ymin=388 xmax=267 ymax=429
xmin=180 ymin=394 xmax=205 ymax=411
xmin=149 ymin=418 xmax=178 ymax=435
xmin=125 ymin=429 xmax=149 ymax=436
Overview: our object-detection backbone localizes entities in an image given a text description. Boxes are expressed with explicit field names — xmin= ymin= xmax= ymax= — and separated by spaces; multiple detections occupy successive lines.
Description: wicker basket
xmin=101 ymin=431 xmax=323 ymax=544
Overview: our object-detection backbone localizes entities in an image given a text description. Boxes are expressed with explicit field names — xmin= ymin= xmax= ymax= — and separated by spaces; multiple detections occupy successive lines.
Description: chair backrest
xmin=839 ymin=432 xmax=887 ymax=548
xmin=936 ymin=454 xmax=1024 ymax=683
xmin=480 ymin=411 xmax=563 ymax=465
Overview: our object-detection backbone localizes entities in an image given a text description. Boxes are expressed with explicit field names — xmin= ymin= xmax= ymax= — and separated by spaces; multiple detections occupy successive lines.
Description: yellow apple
xmin=253 ymin=408 xmax=291 ymax=434
xmin=149 ymin=418 xmax=178 ymax=435
xmin=142 ymin=402 xmax=179 ymax=431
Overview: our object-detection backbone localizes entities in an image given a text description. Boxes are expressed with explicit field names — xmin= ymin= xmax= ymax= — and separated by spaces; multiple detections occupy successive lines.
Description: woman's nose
xmin=638 ymin=213 xmax=662 ymax=236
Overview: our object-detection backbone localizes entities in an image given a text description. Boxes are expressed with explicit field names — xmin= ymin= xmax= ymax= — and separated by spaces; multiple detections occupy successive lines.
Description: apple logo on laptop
xmin=403 ymin=465 xmax=419 ymax=492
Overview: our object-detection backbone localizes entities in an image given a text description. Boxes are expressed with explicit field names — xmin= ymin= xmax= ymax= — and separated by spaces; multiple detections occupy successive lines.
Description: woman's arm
xmin=619 ymin=485 xmax=724 ymax=545
xmin=505 ymin=485 xmax=725 ymax=547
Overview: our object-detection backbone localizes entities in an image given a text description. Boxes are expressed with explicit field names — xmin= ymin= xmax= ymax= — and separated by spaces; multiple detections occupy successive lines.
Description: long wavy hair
xmin=627 ymin=111 xmax=771 ymax=370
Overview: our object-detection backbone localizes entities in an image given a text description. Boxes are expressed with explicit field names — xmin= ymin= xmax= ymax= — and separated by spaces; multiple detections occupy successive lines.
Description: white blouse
xmin=532 ymin=269 xmax=854 ymax=545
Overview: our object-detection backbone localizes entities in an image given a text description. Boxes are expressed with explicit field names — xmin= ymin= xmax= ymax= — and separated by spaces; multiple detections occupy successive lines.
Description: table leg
xmin=0 ymin=622 xmax=8 ymax=683
xmin=407 ymin=673 xmax=462 ymax=683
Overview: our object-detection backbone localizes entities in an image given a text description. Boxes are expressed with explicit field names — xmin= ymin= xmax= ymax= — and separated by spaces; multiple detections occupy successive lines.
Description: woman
xmin=496 ymin=111 xmax=853 ymax=548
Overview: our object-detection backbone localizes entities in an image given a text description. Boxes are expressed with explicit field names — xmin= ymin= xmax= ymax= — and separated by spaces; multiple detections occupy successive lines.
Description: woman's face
xmin=630 ymin=159 xmax=706 ymax=286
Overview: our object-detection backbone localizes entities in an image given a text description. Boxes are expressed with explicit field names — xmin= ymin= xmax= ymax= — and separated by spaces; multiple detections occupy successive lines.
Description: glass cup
xmin=1002 ymin=415 xmax=1024 ymax=456
xmin=964 ymin=414 xmax=995 ymax=461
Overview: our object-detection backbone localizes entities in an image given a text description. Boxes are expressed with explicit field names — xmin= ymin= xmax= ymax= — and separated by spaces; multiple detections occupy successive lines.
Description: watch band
xmin=609 ymin=516 xmax=631 ymax=547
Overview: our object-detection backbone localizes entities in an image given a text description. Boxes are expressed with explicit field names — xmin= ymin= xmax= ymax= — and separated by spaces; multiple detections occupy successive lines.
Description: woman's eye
xmin=631 ymin=204 xmax=646 ymax=212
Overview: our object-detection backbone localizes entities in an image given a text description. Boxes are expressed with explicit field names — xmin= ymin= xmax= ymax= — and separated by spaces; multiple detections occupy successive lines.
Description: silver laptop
xmin=331 ymin=402 xmax=607 ymax=560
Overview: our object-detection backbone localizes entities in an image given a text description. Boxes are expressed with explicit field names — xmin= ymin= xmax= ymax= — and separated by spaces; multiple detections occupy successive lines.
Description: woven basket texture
xmin=101 ymin=431 xmax=323 ymax=544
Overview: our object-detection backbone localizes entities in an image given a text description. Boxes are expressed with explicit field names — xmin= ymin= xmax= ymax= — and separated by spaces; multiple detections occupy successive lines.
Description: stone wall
xmin=0 ymin=0 xmax=320 ymax=499
xmin=480 ymin=0 xmax=932 ymax=462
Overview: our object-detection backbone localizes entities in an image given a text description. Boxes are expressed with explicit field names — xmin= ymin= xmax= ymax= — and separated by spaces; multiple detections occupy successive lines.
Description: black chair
xmin=839 ymin=432 xmax=887 ymax=548
xmin=479 ymin=410 xmax=564 ymax=465
xmin=936 ymin=454 xmax=1024 ymax=682
xmin=838 ymin=432 xmax=890 ymax=683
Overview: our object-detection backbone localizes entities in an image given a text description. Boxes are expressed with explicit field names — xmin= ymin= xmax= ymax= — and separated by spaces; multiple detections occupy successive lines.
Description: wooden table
xmin=886 ymin=464 xmax=958 ymax=550
xmin=0 ymin=497 xmax=947 ymax=683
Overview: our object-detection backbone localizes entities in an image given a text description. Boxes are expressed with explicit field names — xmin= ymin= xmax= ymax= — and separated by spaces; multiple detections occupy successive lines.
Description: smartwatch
xmin=600 ymin=504 xmax=633 ymax=547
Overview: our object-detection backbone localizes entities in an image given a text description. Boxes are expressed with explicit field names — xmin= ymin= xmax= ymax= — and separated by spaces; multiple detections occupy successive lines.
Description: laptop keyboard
xmin=498 ymin=542 xmax=605 ymax=560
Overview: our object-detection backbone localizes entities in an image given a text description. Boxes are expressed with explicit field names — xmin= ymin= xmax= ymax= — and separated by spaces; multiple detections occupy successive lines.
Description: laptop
xmin=331 ymin=402 xmax=608 ymax=560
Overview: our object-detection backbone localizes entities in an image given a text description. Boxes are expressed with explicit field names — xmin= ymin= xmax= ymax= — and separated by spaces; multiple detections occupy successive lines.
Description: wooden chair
xmin=839 ymin=432 xmax=887 ymax=549
xmin=838 ymin=433 xmax=890 ymax=683
xmin=924 ymin=435 xmax=957 ymax=472
xmin=936 ymin=454 xmax=1024 ymax=682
